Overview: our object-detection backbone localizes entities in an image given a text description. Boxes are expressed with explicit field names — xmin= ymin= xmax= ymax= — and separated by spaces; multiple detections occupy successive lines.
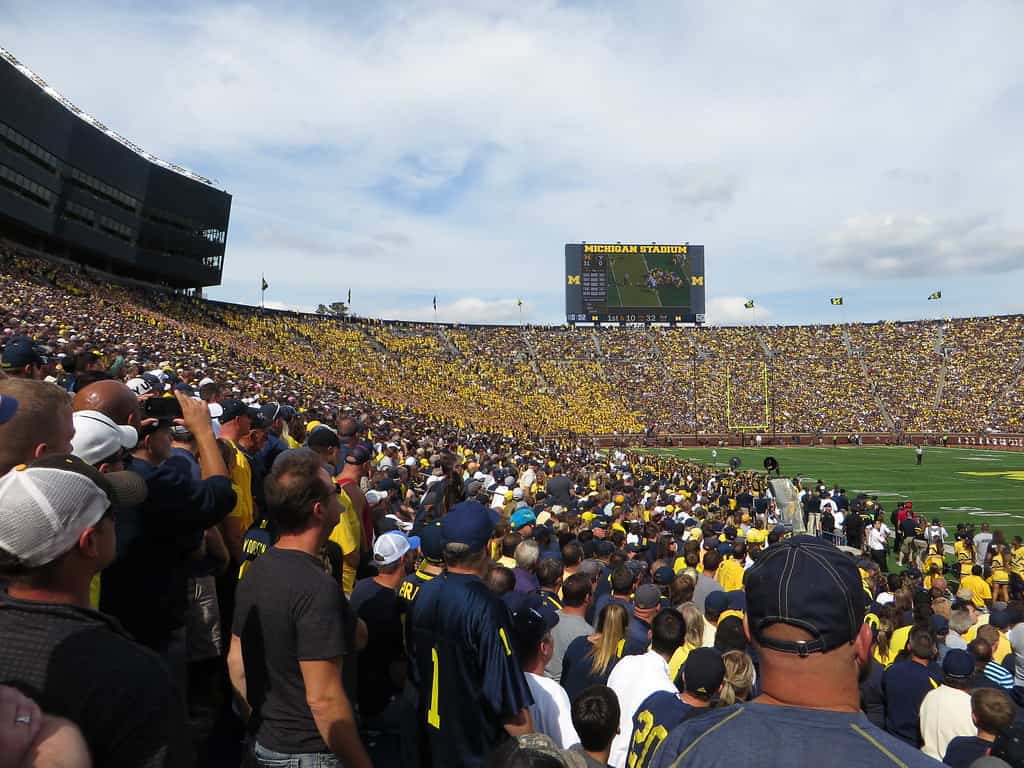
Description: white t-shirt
xmin=606 ymin=651 xmax=675 ymax=768
xmin=525 ymin=672 xmax=579 ymax=749
xmin=867 ymin=525 xmax=891 ymax=551
xmin=490 ymin=485 xmax=508 ymax=510
xmin=820 ymin=498 xmax=838 ymax=515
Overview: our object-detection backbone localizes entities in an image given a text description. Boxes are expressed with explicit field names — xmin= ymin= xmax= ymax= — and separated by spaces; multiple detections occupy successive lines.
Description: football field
xmin=606 ymin=252 xmax=691 ymax=309
xmin=637 ymin=445 xmax=1024 ymax=532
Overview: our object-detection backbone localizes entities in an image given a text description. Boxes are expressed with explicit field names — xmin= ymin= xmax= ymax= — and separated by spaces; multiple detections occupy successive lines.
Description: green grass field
xmin=606 ymin=253 xmax=692 ymax=309
xmin=638 ymin=445 xmax=1024 ymax=533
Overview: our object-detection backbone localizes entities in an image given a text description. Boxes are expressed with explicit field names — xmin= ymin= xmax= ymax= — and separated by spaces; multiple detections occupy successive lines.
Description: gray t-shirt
xmin=974 ymin=532 xmax=994 ymax=566
xmin=547 ymin=612 xmax=594 ymax=682
xmin=693 ymin=573 xmax=725 ymax=615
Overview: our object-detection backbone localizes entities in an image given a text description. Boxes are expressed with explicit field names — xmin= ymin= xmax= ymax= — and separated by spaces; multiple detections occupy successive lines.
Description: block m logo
xmin=567 ymin=275 xmax=581 ymax=285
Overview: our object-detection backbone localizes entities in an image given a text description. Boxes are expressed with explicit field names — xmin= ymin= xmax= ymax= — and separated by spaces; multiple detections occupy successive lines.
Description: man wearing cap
xmin=515 ymin=598 xmax=581 ymax=749
xmin=229 ymin=448 xmax=370 ymax=768
xmin=410 ymin=500 xmax=532 ymax=768
xmin=397 ymin=520 xmax=445 ymax=768
xmin=0 ymin=335 xmax=46 ymax=379
xmin=350 ymin=532 xmax=414 ymax=726
xmin=607 ymin=610 xmax=686 ymax=768
xmin=627 ymin=647 xmax=724 ymax=768
xmin=329 ymin=443 xmax=371 ymax=596
xmin=629 ymin=584 xmax=664 ymax=652
xmin=918 ymin=648 xmax=976 ymax=760
xmin=649 ymin=536 xmax=940 ymax=768
xmin=217 ymin=398 xmax=257 ymax=566
xmin=0 ymin=454 xmax=191 ymax=766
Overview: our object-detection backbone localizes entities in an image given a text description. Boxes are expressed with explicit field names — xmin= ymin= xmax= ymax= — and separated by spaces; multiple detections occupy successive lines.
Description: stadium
xmin=2 ymin=19 xmax=1024 ymax=768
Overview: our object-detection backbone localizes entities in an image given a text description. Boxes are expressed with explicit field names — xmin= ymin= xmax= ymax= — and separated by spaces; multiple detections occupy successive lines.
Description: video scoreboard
xmin=565 ymin=243 xmax=705 ymax=324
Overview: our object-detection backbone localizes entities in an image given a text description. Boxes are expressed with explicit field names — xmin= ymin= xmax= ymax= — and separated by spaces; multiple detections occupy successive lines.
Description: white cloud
xmin=707 ymin=296 xmax=771 ymax=326
xmin=822 ymin=215 xmax=1024 ymax=278
xmin=3 ymin=1 xmax=1024 ymax=324
xmin=381 ymin=297 xmax=529 ymax=324
xmin=262 ymin=299 xmax=317 ymax=314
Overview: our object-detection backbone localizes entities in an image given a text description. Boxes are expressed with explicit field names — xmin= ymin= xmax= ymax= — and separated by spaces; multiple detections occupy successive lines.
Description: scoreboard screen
xmin=565 ymin=243 xmax=705 ymax=324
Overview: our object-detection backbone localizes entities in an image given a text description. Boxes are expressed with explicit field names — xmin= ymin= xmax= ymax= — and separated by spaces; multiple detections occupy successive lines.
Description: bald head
xmin=73 ymin=380 xmax=140 ymax=426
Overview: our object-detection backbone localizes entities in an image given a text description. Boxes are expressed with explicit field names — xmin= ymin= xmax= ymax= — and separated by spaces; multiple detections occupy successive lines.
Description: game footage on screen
xmin=606 ymin=250 xmax=691 ymax=310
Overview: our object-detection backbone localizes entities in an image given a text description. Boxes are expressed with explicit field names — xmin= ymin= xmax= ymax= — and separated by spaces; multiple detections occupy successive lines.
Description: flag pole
xmin=260 ymin=272 xmax=265 ymax=310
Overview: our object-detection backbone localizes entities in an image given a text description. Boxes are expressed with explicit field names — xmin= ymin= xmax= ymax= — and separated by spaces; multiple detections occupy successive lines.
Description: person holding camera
xmin=99 ymin=389 xmax=237 ymax=704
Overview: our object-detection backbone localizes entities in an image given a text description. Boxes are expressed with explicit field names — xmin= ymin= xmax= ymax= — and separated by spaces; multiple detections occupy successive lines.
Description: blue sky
xmin=2 ymin=0 xmax=1023 ymax=325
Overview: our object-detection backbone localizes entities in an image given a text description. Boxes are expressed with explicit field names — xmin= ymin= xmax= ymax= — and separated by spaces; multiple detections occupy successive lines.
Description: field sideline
xmin=635 ymin=445 xmax=1024 ymax=533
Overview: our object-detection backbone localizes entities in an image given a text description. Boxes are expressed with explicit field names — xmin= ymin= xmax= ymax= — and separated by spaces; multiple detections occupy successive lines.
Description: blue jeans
xmin=253 ymin=742 xmax=340 ymax=768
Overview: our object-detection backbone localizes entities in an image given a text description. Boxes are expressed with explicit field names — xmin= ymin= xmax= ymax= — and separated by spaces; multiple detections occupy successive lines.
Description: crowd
xmin=4 ymin=244 xmax=1024 ymax=768
xmin=4 ymin=247 xmax=1024 ymax=439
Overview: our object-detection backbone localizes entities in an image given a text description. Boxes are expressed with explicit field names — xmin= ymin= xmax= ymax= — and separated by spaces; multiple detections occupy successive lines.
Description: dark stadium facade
xmin=0 ymin=49 xmax=230 ymax=289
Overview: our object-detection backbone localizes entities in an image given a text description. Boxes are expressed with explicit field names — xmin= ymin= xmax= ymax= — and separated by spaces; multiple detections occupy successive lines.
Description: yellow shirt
xmin=1012 ymin=546 xmax=1024 ymax=578
xmin=992 ymin=553 xmax=1009 ymax=584
xmin=993 ymin=632 xmax=1012 ymax=664
xmin=924 ymin=546 xmax=944 ymax=574
xmin=668 ymin=643 xmax=697 ymax=682
xmin=716 ymin=558 xmax=745 ymax=592
xmin=224 ymin=439 xmax=254 ymax=533
xmin=328 ymin=488 xmax=362 ymax=595
xmin=874 ymin=624 xmax=912 ymax=668
xmin=954 ymin=541 xmax=973 ymax=577
xmin=960 ymin=575 xmax=992 ymax=608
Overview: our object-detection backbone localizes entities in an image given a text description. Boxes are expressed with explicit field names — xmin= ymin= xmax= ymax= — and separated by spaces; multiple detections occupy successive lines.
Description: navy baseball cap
xmin=218 ymin=399 xmax=257 ymax=423
xmin=683 ymin=648 xmax=726 ymax=698
xmin=441 ymin=500 xmax=495 ymax=552
xmin=419 ymin=520 xmax=444 ymax=561
xmin=653 ymin=566 xmax=675 ymax=586
xmin=930 ymin=614 xmax=949 ymax=636
xmin=705 ymin=591 xmax=730 ymax=616
xmin=306 ymin=426 xmax=340 ymax=449
xmin=0 ymin=394 xmax=18 ymax=425
xmin=259 ymin=403 xmax=284 ymax=423
xmin=512 ymin=597 xmax=559 ymax=655
xmin=942 ymin=649 xmax=974 ymax=679
xmin=634 ymin=584 xmax=662 ymax=610
xmin=1 ymin=336 xmax=45 ymax=369
xmin=344 ymin=444 xmax=372 ymax=465
xmin=745 ymin=535 xmax=865 ymax=656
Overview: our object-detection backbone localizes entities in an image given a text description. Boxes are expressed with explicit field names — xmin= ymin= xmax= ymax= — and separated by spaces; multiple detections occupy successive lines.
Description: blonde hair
xmin=588 ymin=602 xmax=630 ymax=677
xmin=719 ymin=650 xmax=754 ymax=706
xmin=678 ymin=602 xmax=706 ymax=649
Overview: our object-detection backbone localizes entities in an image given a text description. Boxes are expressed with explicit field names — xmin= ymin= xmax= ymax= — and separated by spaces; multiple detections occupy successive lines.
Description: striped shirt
xmin=984 ymin=661 xmax=1015 ymax=690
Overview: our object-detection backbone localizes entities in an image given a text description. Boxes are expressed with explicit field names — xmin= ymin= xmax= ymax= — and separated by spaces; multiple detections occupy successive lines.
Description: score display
xmin=565 ymin=243 xmax=705 ymax=324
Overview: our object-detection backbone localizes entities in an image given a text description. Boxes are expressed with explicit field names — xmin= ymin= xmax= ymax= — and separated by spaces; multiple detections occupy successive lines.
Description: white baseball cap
xmin=373 ymin=532 xmax=411 ymax=567
xmin=71 ymin=411 xmax=138 ymax=466
xmin=0 ymin=455 xmax=146 ymax=567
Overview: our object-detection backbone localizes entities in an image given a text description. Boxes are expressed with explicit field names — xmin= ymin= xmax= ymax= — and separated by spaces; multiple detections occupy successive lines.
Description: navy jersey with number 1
xmin=410 ymin=571 xmax=533 ymax=768
xmin=627 ymin=691 xmax=694 ymax=768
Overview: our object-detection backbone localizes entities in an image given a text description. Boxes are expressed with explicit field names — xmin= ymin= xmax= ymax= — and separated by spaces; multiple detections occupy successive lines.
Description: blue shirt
xmin=648 ymin=702 xmax=943 ymax=768
xmin=410 ymin=572 xmax=532 ymax=768
xmin=627 ymin=691 xmax=697 ymax=768
xmin=881 ymin=659 xmax=942 ymax=745
xmin=943 ymin=735 xmax=991 ymax=768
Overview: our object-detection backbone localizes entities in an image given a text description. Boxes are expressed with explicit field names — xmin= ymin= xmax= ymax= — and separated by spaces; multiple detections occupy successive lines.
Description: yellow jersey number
xmin=427 ymin=647 xmax=441 ymax=729
xmin=628 ymin=710 xmax=668 ymax=768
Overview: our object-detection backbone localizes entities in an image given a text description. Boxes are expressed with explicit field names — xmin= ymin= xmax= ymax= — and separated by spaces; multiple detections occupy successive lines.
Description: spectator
xmin=409 ymin=500 xmax=532 ymax=768
xmin=513 ymin=539 xmax=542 ymax=594
xmin=536 ymin=557 xmax=565 ymax=612
xmin=649 ymin=536 xmax=937 ymax=768
xmin=0 ymin=336 xmax=46 ymax=379
xmin=0 ymin=454 xmax=190 ymax=765
xmin=943 ymin=688 xmax=1016 ymax=768
xmin=607 ymin=610 xmax=686 ymax=768
xmin=548 ymin=572 xmax=594 ymax=682
xmin=0 ymin=686 xmax=92 ymax=768
xmin=570 ymin=685 xmax=620 ymax=768
xmin=719 ymin=649 xmax=756 ymax=706
xmin=514 ymin=598 xmax=580 ymax=749
xmin=971 ymin=634 xmax=1015 ymax=691
xmin=99 ymin=390 xmax=235 ymax=703
xmin=882 ymin=625 xmax=943 ymax=745
xmin=0 ymin=378 xmax=74 ymax=476
xmin=626 ymin=647 xmax=724 ymax=768
xmin=350 ymin=531 xmax=414 ymax=726
xmin=228 ymin=448 xmax=370 ymax=768
xmin=919 ymin=649 xmax=976 ymax=759
xmin=692 ymin=549 xmax=724 ymax=614
xmin=562 ymin=602 xmax=633 ymax=704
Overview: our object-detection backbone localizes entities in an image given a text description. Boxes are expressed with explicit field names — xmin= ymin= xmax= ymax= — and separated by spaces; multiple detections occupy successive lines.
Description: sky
xmin=2 ymin=0 xmax=1023 ymax=325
